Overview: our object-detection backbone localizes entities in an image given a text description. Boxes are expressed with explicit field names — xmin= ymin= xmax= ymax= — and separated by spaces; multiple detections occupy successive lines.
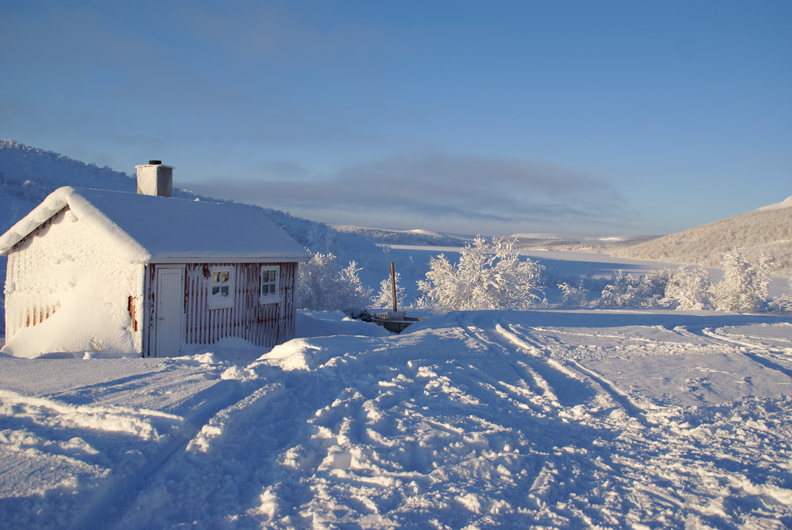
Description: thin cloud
xmin=189 ymin=152 xmax=631 ymax=233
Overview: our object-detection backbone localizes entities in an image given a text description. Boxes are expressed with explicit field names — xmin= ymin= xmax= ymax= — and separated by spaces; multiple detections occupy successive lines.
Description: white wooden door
xmin=155 ymin=267 xmax=184 ymax=358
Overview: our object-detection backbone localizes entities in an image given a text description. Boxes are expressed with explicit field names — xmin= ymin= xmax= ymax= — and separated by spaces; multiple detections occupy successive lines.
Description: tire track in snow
xmin=493 ymin=324 xmax=595 ymax=406
xmin=460 ymin=326 xmax=555 ymax=407
xmin=71 ymin=378 xmax=265 ymax=530
xmin=701 ymin=329 xmax=792 ymax=380
xmin=562 ymin=360 xmax=652 ymax=426
xmin=675 ymin=324 xmax=792 ymax=382
xmin=491 ymin=324 xmax=568 ymax=404
xmin=495 ymin=324 xmax=651 ymax=425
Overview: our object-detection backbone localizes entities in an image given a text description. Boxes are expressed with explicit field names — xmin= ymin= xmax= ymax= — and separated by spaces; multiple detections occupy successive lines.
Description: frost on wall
xmin=2 ymin=206 xmax=140 ymax=358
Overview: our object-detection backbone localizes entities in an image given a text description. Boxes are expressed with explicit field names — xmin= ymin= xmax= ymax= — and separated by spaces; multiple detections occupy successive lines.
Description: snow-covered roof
xmin=0 ymin=186 xmax=311 ymax=263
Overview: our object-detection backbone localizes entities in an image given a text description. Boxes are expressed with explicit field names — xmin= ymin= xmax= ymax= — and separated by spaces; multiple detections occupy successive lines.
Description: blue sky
xmin=2 ymin=1 xmax=790 ymax=236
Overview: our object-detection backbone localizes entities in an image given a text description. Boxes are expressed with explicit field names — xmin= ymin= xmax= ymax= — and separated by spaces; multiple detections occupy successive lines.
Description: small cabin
xmin=0 ymin=162 xmax=310 ymax=358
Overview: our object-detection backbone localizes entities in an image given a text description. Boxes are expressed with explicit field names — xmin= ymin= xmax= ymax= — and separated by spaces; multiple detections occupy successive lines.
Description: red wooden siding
xmin=143 ymin=262 xmax=297 ymax=357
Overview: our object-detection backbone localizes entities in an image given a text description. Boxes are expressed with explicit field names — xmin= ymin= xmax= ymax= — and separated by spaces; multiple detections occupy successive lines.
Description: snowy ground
xmin=2 ymin=308 xmax=792 ymax=529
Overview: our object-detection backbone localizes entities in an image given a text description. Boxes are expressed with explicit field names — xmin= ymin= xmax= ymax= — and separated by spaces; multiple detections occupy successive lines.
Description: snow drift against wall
xmin=2 ymin=203 xmax=141 ymax=358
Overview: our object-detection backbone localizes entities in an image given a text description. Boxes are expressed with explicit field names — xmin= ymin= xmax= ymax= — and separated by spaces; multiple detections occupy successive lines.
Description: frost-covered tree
xmin=768 ymin=276 xmax=792 ymax=314
xmin=337 ymin=261 xmax=373 ymax=309
xmin=417 ymin=236 xmax=544 ymax=312
xmin=297 ymin=253 xmax=372 ymax=310
xmin=558 ymin=282 xmax=589 ymax=307
xmin=371 ymin=271 xmax=406 ymax=309
xmin=597 ymin=269 xmax=671 ymax=308
xmin=714 ymin=251 xmax=770 ymax=313
xmin=661 ymin=267 xmax=713 ymax=310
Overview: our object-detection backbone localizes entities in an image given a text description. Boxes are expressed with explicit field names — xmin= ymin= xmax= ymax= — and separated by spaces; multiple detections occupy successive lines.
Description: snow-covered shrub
xmin=714 ymin=252 xmax=770 ymax=313
xmin=417 ymin=236 xmax=544 ymax=312
xmin=767 ymin=276 xmax=792 ymax=314
xmin=371 ymin=271 xmax=406 ymax=309
xmin=598 ymin=270 xmax=669 ymax=308
xmin=557 ymin=282 xmax=589 ymax=307
xmin=338 ymin=261 xmax=373 ymax=309
xmin=297 ymin=253 xmax=372 ymax=310
xmin=593 ymin=255 xmax=773 ymax=313
xmin=598 ymin=271 xmax=639 ymax=308
xmin=661 ymin=266 xmax=713 ymax=310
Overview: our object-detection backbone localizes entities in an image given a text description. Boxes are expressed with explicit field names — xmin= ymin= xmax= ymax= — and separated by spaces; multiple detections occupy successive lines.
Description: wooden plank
xmin=178 ymin=261 xmax=298 ymax=348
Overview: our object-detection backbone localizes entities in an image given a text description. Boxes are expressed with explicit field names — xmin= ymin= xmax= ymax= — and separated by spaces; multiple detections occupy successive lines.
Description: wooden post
xmin=390 ymin=262 xmax=398 ymax=314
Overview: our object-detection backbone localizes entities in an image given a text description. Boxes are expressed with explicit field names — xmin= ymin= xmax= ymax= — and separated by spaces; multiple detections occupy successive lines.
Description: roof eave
xmin=146 ymin=255 xmax=311 ymax=264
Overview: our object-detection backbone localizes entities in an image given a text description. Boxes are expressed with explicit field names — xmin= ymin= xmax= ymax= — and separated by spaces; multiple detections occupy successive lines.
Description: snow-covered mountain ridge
xmin=615 ymin=197 xmax=792 ymax=273
xmin=757 ymin=195 xmax=792 ymax=212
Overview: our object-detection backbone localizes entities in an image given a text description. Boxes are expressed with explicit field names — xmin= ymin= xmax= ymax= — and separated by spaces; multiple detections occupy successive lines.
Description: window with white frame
xmin=208 ymin=267 xmax=234 ymax=309
xmin=260 ymin=266 xmax=280 ymax=304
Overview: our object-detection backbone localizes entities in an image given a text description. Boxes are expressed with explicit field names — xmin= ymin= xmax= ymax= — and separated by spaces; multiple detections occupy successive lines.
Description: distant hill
xmin=0 ymin=140 xmax=385 ymax=335
xmin=332 ymin=225 xmax=661 ymax=252
xmin=509 ymin=233 xmax=660 ymax=252
xmin=614 ymin=198 xmax=792 ymax=274
xmin=333 ymin=225 xmax=470 ymax=247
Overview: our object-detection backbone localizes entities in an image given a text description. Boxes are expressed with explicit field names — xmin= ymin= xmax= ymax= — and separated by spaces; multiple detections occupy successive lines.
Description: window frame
xmin=259 ymin=265 xmax=280 ymax=304
xmin=207 ymin=266 xmax=235 ymax=309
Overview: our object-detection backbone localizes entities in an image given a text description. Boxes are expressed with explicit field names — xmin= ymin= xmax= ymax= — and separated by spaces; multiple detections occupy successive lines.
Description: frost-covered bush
xmin=714 ymin=252 xmax=770 ymax=313
xmin=417 ymin=236 xmax=544 ymax=312
xmin=768 ymin=276 xmax=792 ymax=314
xmin=592 ymin=254 xmax=775 ymax=313
xmin=297 ymin=253 xmax=372 ymax=311
xmin=598 ymin=270 xmax=669 ymax=308
xmin=557 ymin=282 xmax=589 ymax=307
xmin=371 ymin=271 xmax=407 ymax=310
xmin=598 ymin=271 xmax=641 ymax=308
xmin=661 ymin=267 xmax=713 ymax=310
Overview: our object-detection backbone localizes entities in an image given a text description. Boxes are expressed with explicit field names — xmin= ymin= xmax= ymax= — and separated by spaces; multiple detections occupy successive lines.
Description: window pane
xmin=221 ymin=286 xmax=229 ymax=296
xmin=221 ymin=272 xmax=229 ymax=282
xmin=263 ymin=285 xmax=269 ymax=294
xmin=212 ymin=286 xmax=219 ymax=295
xmin=213 ymin=272 xmax=220 ymax=282
xmin=269 ymin=271 xmax=276 ymax=281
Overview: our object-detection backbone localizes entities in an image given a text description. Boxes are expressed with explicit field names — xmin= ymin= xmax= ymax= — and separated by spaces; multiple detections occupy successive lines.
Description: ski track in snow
xmin=2 ymin=311 xmax=792 ymax=529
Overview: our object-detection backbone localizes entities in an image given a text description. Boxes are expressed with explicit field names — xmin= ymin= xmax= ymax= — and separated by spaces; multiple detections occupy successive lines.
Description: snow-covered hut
xmin=0 ymin=163 xmax=310 ymax=358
